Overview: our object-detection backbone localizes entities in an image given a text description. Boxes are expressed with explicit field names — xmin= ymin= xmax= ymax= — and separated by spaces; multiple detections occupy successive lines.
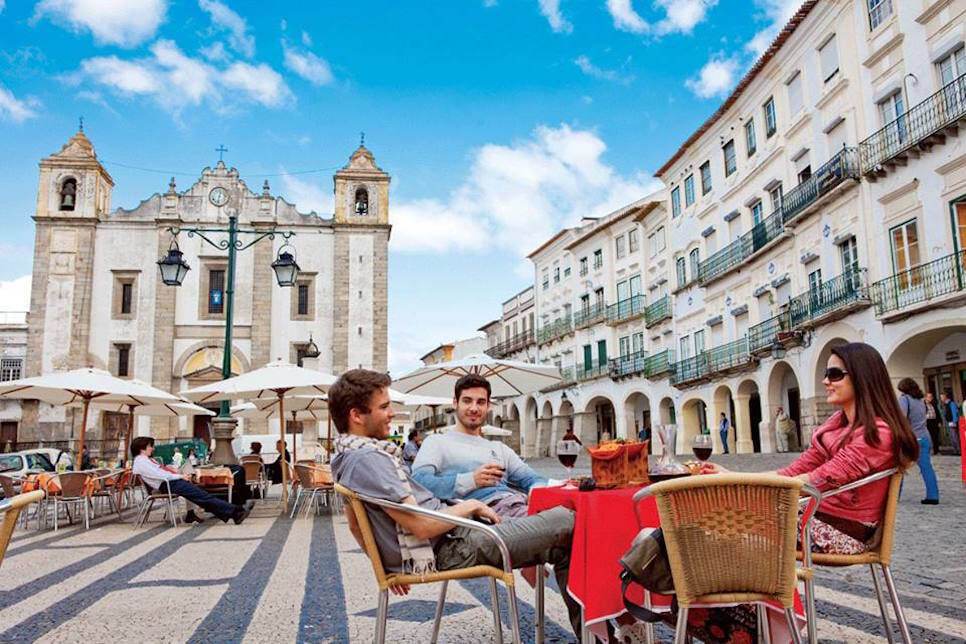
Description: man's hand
xmin=389 ymin=583 xmax=411 ymax=596
xmin=452 ymin=499 xmax=501 ymax=525
xmin=472 ymin=463 xmax=505 ymax=488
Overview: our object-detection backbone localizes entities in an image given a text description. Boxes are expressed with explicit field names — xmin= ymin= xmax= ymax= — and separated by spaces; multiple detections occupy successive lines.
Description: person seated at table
xmin=401 ymin=430 xmax=421 ymax=470
xmin=249 ymin=442 xmax=263 ymax=459
xmin=266 ymin=439 xmax=291 ymax=485
xmin=329 ymin=369 xmax=582 ymax=638
xmin=412 ymin=374 xmax=558 ymax=518
xmin=707 ymin=342 xmax=919 ymax=554
xmin=131 ymin=436 xmax=252 ymax=525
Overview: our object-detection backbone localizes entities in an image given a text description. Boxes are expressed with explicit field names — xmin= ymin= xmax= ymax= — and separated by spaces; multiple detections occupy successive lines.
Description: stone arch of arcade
xmin=767 ymin=360 xmax=802 ymax=451
xmin=736 ymin=378 xmax=765 ymax=453
xmin=679 ymin=396 xmax=709 ymax=455
xmin=885 ymin=320 xmax=966 ymax=407
xmin=623 ymin=391 xmax=651 ymax=443
xmin=503 ymin=402 xmax=521 ymax=453
xmin=581 ymin=395 xmax=618 ymax=445
xmin=522 ymin=397 xmax=539 ymax=457
xmin=550 ymin=397 xmax=576 ymax=456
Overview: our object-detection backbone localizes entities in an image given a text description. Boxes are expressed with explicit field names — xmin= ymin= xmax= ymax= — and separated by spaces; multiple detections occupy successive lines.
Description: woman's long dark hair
xmin=897 ymin=377 xmax=924 ymax=399
xmin=830 ymin=343 xmax=919 ymax=469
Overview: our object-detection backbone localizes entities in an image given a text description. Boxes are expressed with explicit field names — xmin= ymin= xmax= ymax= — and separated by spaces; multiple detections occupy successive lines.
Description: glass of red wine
xmin=692 ymin=434 xmax=713 ymax=463
xmin=557 ymin=440 xmax=581 ymax=479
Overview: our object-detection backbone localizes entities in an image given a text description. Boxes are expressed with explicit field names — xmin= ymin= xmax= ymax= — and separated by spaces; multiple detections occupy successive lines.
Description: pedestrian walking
xmin=898 ymin=379 xmax=939 ymax=504
xmin=940 ymin=389 xmax=961 ymax=455
xmin=924 ymin=391 xmax=942 ymax=455
xmin=718 ymin=412 xmax=730 ymax=454
xmin=774 ymin=407 xmax=789 ymax=453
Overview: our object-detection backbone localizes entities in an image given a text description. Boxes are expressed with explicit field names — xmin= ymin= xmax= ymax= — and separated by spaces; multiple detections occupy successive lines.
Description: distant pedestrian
xmin=898 ymin=378 xmax=939 ymax=505
xmin=718 ymin=412 xmax=730 ymax=454
xmin=402 ymin=429 xmax=422 ymax=469
xmin=562 ymin=427 xmax=582 ymax=446
xmin=940 ymin=390 xmax=961 ymax=455
xmin=924 ymin=392 xmax=942 ymax=454
xmin=171 ymin=447 xmax=184 ymax=469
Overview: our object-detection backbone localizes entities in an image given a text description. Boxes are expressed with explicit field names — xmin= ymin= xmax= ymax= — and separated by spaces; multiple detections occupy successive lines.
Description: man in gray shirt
xmin=329 ymin=369 xmax=581 ymax=637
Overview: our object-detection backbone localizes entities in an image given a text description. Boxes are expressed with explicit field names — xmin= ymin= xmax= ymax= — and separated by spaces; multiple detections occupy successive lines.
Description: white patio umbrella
xmin=392 ymin=354 xmax=562 ymax=398
xmin=83 ymin=397 xmax=215 ymax=462
xmin=0 ymin=368 xmax=181 ymax=469
xmin=181 ymin=359 xmax=338 ymax=502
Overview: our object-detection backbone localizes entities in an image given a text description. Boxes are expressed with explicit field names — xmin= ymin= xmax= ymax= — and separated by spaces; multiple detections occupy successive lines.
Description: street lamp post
xmin=157 ymin=202 xmax=300 ymax=464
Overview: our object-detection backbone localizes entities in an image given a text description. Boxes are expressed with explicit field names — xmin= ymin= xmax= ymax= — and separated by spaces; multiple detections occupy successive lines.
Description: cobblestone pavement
xmin=0 ymin=454 xmax=963 ymax=643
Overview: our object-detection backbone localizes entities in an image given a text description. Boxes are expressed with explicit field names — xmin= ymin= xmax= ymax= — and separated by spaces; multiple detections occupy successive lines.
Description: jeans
xmin=925 ymin=419 xmax=941 ymax=454
xmin=948 ymin=423 xmax=961 ymax=455
xmin=916 ymin=437 xmax=940 ymax=501
xmin=720 ymin=429 xmax=729 ymax=453
xmin=435 ymin=506 xmax=581 ymax=637
xmin=167 ymin=479 xmax=238 ymax=521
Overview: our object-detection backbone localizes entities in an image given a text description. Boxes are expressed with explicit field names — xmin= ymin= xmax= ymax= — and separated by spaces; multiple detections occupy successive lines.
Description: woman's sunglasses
xmin=824 ymin=367 xmax=849 ymax=382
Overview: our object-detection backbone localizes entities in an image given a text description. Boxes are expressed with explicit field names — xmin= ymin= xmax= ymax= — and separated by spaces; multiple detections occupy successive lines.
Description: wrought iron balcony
xmin=670 ymin=353 xmax=709 ymax=387
xmin=705 ymin=337 xmax=754 ymax=375
xmin=485 ymin=329 xmax=535 ymax=358
xmin=644 ymin=295 xmax=672 ymax=327
xmin=574 ymin=302 xmax=608 ymax=329
xmin=537 ymin=315 xmax=573 ymax=345
xmin=643 ymin=349 xmax=675 ymax=379
xmin=609 ymin=349 xmax=648 ymax=379
xmin=698 ymin=210 xmax=785 ymax=285
xmin=860 ymin=72 xmax=966 ymax=176
xmin=869 ymin=250 xmax=966 ymax=317
xmin=781 ymin=147 xmax=860 ymax=226
xmin=748 ymin=311 xmax=792 ymax=355
xmin=576 ymin=359 xmax=609 ymax=382
xmin=606 ymin=294 xmax=646 ymax=325
xmin=788 ymin=267 xmax=871 ymax=327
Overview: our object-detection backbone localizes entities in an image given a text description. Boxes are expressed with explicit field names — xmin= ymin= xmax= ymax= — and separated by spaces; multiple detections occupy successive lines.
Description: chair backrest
xmin=871 ymin=472 xmax=903 ymax=565
xmin=242 ymin=461 xmax=264 ymax=482
xmin=648 ymin=473 xmax=802 ymax=608
xmin=240 ymin=455 xmax=263 ymax=464
xmin=116 ymin=469 xmax=132 ymax=491
xmin=58 ymin=472 xmax=91 ymax=498
xmin=294 ymin=464 xmax=324 ymax=488
xmin=334 ymin=483 xmax=390 ymax=589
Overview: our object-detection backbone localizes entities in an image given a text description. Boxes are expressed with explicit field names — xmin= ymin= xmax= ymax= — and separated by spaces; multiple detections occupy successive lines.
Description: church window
xmin=291 ymin=274 xmax=317 ymax=321
xmin=112 ymin=272 xmax=138 ymax=319
xmin=354 ymin=188 xmax=369 ymax=216
xmin=297 ymin=283 xmax=309 ymax=315
xmin=121 ymin=283 xmax=133 ymax=314
xmin=208 ymin=270 xmax=225 ymax=315
xmin=114 ymin=343 xmax=132 ymax=378
xmin=60 ymin=178 xmax=77 ymax=211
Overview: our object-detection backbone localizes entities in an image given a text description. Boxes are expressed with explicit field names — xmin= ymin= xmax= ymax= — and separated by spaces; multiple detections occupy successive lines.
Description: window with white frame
xmin=699 ymin=161 xmax=712 ymax=195
xmin=629 ymin=274 xmax=642 ymax=296
xmin=616 ymin=235 xmax=626 ymax=259
xmin=723 ymin=139 xmax=737 ymax=177
xmin=937 ymin=47 xmax=965 ymax=86
xmin=632 ymin=332 xmax=644 ymax=354
xmin=542 ymin=270 xmax=549 ymax=290
xmin=689 ymin=248 xmax=700 ymax=281
xmin=671 ymin=186 xmax=682 ymax=217
xmin=628 ymin=228 xmax=639 ymax=253
xmin=769 ymin=184 xmax=784 ymax=212
xmin=617 ymin=279 xmax=630 ymax=302
xmin=619 ymin=335 xmax=631 ymax=357
xmin=786 ymin=71 xmax=804 ymax=117
xmin=744 ymin=119 xmax=757 ymax=156
xmin=763 ymin=97 xmax=777 ymax=137
xmin=684 ymin=174 xmax=695 ymax=206
xmin=868 ymin=0 xmax=892 ymax=31
xmin=750 ymin=199 xmax=764 ymax=225
xmin=0 ymin=358 xmax=22 ymax=382
xmin=579 ymin=257 xmax=588 ymax=276
xmin=693 ymin=329 xmax=706 ymax=354
xmin=553 ymin=266 xmax=561 ymax=283
xmin=679 ymin=335 xmax=691 ymax=360
xmin=879 ymin=91 xmax=906 ymax=145
xmin=675 ymin=256 xmax=687 ymax=288
xmin=819 ymin=35 xmax=839 ymax=83
xmin=593 ymin=249 xmax=603 ymax=270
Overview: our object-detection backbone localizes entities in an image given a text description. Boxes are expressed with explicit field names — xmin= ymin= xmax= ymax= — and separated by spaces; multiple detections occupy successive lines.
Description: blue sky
xmin=0 ymin=0 xmax=802 ymax=375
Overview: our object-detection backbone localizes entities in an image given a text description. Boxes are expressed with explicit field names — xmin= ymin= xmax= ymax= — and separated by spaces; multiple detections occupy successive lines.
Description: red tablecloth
xmin=529 ymin=484 xmax=669 ymax=626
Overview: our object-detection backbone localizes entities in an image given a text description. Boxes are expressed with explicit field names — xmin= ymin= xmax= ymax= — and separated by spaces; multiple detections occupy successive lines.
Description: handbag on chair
xmin=619 ymin=527 xmax=675 ymax=622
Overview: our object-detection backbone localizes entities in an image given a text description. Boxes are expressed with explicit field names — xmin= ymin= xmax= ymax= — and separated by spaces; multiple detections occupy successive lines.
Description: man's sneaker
xmin=232 ymin=504 xmax=252 ymax=525
xmin=184 ymin=510 xmax=205 ymax=524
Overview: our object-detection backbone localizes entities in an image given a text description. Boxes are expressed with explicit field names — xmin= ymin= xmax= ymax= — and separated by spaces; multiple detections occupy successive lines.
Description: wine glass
xmin=556 ymin=439 xmax=581 ymax=480
xmin=692 ymin=434 xmax=713 ymax=463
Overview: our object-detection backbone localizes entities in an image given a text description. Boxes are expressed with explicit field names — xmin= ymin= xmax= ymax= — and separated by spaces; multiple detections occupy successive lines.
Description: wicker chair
xmin=636 ymin=473 xmax=819 ymax=644
xmin=1 ymin=490 xmax=44 ymax=567
xmin=335 ymin=483 xmax=522 ymax=644
xmin=133 ymin=479 xmax=180 ymax=529
xmin=242 ymin=461 xmax=268 ymax=499
xmin=291 ymin=464 xmax=336 ymax=517
xmin=799 ymin=468 xmax=910 ymax=644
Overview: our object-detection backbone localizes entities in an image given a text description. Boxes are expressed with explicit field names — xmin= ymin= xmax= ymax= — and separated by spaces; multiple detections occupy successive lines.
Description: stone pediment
xmin=48 ymin=131 xmax=97 ymax=161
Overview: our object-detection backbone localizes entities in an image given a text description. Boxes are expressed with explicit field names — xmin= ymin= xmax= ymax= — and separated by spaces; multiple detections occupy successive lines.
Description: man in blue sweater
xmin=412 ymin=374 xmax=558 ymax=518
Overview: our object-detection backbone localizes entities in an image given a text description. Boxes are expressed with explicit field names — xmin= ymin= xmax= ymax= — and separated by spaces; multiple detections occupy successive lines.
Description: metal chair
xmin=1 ymin=491 xmax=44 ymax=567
xmin=798 ymin=468 xmax=910 ymax=644
xmin=635 ymin=473 xmax=821 ymax=644
xmin=290 ymin=464 xmax=336 ymax=517
xmin=133 ymin=479 xmax=180 ymax=529
xmin=50 ymin=472 xmax=93 ymax=531
xmin=87 ymin=470 xmax=123 ymax=520
xmin=335 ymin=483 xmax=522 ymax=644
xmin=0 ymin=475 xmax=36 ymax=529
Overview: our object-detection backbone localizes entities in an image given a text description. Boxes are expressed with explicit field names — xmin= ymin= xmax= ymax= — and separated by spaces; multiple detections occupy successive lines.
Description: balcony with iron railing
xmin=787 ymin=267 xmax=871 ymax=328
xmin=609 ymin=350 xmax=648 ymax=379
xmin=860 ymin=72 xmax=966 ymax=177
xmin=748 ymin=311 xmax=793 ymax=355
xmin=698 ymin=210 xmax=786 ymax=285
xmin=705 ymin=337 xmax=755 ymax=375
xmin=869 ymin=250 xmax=966 ymax=318
xmin=606 ymin=294 xmax=645 ymax=325
xmin=781 ymin=147 xmax=860 ymax=226
xmin=576 ymin=359 xmax=609 ymax=382
xmin=537 ymin=315 xmax=574 ymax=345
xmin=670 ymin=352 xmax=709 ymax=387
xmin=540 ymin=364 xmax=576 ymax=393
xmin=644 ymin=295 xmax=672 ymax=327
xmin=642 ymin=349 xmax=675 ymax=379
xmin=486 ymin=329 xmax=535 ymax=358
xmin=574 ymin=302 xmax=608 ymax=329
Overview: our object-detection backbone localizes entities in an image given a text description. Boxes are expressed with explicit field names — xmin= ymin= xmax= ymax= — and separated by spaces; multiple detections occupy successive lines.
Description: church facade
xmin=21 ymin=129 xmax=390 ymax=447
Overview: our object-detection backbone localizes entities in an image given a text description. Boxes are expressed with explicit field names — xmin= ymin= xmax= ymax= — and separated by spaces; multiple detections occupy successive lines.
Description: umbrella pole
xmin=326 ymin=415 xmax=332 ymax=463
xmin=291 ymin=411 xmax=298 ymax=462
xmin=76 ymin=398 xmax=90 ymax=471
xmin=126 ymin=404 xmax=136 ymax=466
xmin=278 ymin=392 xmax=288 ymax=505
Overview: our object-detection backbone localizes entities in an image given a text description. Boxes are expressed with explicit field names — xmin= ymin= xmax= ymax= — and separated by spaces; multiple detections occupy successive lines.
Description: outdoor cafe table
xmin=528 ymin=483 xmax=804 ymax=642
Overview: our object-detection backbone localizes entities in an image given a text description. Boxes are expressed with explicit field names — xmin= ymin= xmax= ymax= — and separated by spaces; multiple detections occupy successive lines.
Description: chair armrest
xmin=0 ymin=490 xmax=45 ymax=513
xmin=818 ymin=468 xmax=897 ymax=499
xmin=354 ymin=491 xmax=515 ymax=574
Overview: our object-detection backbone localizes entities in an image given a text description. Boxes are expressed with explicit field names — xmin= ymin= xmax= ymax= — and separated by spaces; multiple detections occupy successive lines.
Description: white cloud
xmin=538 ymin=0 xmax=572 ymax=34
xmin=76 ymin=40 xmax=292 ymax=114
xmin=0 ymin=84 xmax=39 ymax=122
xmin=200 ymin=41 xmax=229 ymax=62
xmin=0 ymin=275 xmax=31 ymax=312
xmin=300 ymin=30 xmax=312 ymax=46
xmin=0 ymin=0 xmax=6 ymax=14
xmin=33 ymin=0 xmax=167 ymax=47
xmin=282 ymin=43 xmax=334 ymax=86
xmin=279 ymin=173 xmax=333 ymax=215
xmin=684 ymin=53 xmax=740 ymax=98
xmin=606 ymin=0 xmax=717 ymax=36
xmin=198 ymin=0 xmax=255 ymax=58
xmin=574 ymin=55 xmax=633 ymax=84
xmin=745 ymin=0 xmax=803 ymax=55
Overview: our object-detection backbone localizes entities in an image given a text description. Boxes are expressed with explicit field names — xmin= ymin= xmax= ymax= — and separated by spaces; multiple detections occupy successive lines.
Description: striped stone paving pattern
xmin=1 ymin=455 xmax=963 ymax=643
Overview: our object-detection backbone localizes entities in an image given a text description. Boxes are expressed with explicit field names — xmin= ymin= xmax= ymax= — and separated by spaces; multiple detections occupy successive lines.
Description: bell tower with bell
xmin=330 ymin=135 xmax=391 ymax=374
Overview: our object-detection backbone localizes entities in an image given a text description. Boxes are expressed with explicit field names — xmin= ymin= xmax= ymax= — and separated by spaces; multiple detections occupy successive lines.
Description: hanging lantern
xmin=271 ymin=244 xmax=300 ymax=287
xmin=304 ymin=333 xmax=321 ymax=359
xmin=157 ymin=238 xmax=190 ymax=286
